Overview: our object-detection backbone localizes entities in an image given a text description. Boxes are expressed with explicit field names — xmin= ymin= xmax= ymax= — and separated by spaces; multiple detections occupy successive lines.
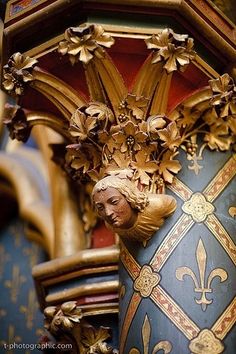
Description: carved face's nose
xmin=104 ymin=205 xmax=114 ymax=217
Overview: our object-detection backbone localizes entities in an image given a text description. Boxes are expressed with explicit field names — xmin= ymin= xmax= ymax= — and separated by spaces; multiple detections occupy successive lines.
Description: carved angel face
xmin=93 ymin=187 xmax=138 ymax=229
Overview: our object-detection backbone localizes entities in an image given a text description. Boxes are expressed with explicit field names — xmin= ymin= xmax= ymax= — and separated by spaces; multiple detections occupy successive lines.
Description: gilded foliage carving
xmin=58 ymin=24 xmax=115 ymax=65
xmin=3 ymin=52 xmax=38 ymax=95
xmin=145 ymin=28 xmax=196 ymax=73
xmin=80 ymin=325 xmax=118 ymax=354
xmin=3 ymin=24 xmax=236 ymax=234
xmin=44 ymin=301 xmax=82 ymax=334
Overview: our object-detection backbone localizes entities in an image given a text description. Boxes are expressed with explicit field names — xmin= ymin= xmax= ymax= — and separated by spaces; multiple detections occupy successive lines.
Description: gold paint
xmin=186 ymin=142 xmax=205 ymax=175
xmin=145 ymin=29 xmax=196 ymax=74
xmin=0 ymin=325 xmax=21 ymax=354
xmin=205 ymin=214 xmax=236 ymax=265
xmin=45 ymin=280 xmax=118 ymax=304
xmin=176 ymin=238 xmax=228 ymax=311
xmin=3 ymin=52 xmax=38 ymax=95
xmin=20 ymin=290 xmax=38 ymax=330
xmin=129 ymin=315 xmax=172 ymax=354
xmin=33 ymin=126 xmax=86 ymax=258
xmin=119 ymin=284 xmax=126 ymax=299
xmin=44 ymin=301 xmax=82 ymax=334
xmin=134 ymin=265 xmax=160 ymax=297
xmin=0 ymin=308 xmax=6 ymax=317
xmin=4 ymin=265 xmax=26 ymax=303
xmin=229 ymin=206 xmax=236 ymax=217
xmin=203 ymin=154 xmax=236 ymax=202
xmin=80 ymin=324 xmax=118 ymax=353
xmin=168 ymin=177 xmax=193 ymax=201
xmin=58 ymin=24 xmax=115 ymax=65
xmin=151 ymin=286 xmax=200 ymax=340
xmin=33 ymin=246 xmax=119 ymax=308
xmin=189 ymin=329 xmax=224 ymax=354
xmin=211 ymin=296 xmax=236 ymax=340
xmin=0 ymin=245 xmax=10 ymax=279
xmin=142 ymin=314 xmax=151 ymax=354
xmin=150 ymin=213 xmax=194 ymax=271
xmin=23 ymin=244 xmax=39 ymax=268
xmin=182 ymin=193 xmax=214 ymax=222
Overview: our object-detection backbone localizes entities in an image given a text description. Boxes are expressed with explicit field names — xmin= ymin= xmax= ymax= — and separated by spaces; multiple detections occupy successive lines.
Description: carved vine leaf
xmin=204 ymin=125 xmax=232 ymax=151
xmin=209 ymin=73 xmax=236 ymax=117
xmin=69 ymin=109 xmax=97 ymax=141
xmin=158 ymin=151 xmax=181 ymax=184
xmin=158 ymin=121 xmax=181 ymax=151
xmin=85 ymin=102 xmax=115 ymax=126
xmin=65 ymin=143 xmax=102 ymax=182
xmin=171 ymin=73 xmax=236 ymax=170
xmin=3 ymin=52 xmax=38 ymax=95
xmin=112 ymin=121 xmax=148 ymax=153
xmin=146 ymin=115 xmax=167 ymax=140
xmin=58 ymin=24 xmax=115 ymax=65
xmin=176 ymin=105 xmax=201 ymax=129
xmin=125 ymin=94 xmax=149 ymax=120
xmin=3 ymin=104 xmax=31 ymax=142
xmin=145 ymin=28 xmax=196 ymax=73
xmin=132 ymin=150 xmax=159 ymax=186
xmin=44 ymin=301 xmax=83 ymax=335
xmin=81 ymin=325 xmax=117 ymax=354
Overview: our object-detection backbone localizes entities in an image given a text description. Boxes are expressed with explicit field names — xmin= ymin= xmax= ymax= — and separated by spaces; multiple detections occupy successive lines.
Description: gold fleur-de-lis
xmin=4 ymin=265 xmax=26 ymax=303
xmin=0 ymin=308 xmax=7 ymax=318
xmin=0 ymin=325 xmax=21 ymax=354
xmin=0 ymin=245 xmax=10 ymax=279
xmin=129 ymin=315 xmax=172 ymax=354
xmin=176 ymin=238 xmax=228 ymax=311
xmin=23 ymin=244 xmax=39 ymax=268
xmin=20 ymin=290 xmax=39 ymax=329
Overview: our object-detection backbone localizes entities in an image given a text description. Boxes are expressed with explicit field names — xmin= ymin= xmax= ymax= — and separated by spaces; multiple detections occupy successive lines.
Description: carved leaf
xmin=86 ymin=102 xmax=115 ymax=123
xmin=158 ymin=151 xmax=181 ymax=183
xmin=93 ymin=24 xmax=115 ymax=48
xmin=145 ymin=29 xmax=195 ymax=73
xmin=176 ymin=105 xmax=201 ymax=128
xmin=81 ymin=325 xmax=111 ymax=347
xmin=204 ymin=125 xmax=232 ymax=151
xmin=158 ymin=122 xmax=181 ymax=150
xmin=70 ymin=110 xmax=97 ymax=141
xmin=112 ymin=150 xmax=131 ymax=169
xmin=147 ymin=115 xmax=167 ymax=139
xmin=132 ymin=150 xmax=158 ymax=185
xmin=126 ymin=94 xmax=149 ymax=120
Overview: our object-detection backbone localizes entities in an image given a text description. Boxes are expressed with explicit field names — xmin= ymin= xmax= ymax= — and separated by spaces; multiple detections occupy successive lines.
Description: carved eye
xmin=111 ymin=199 xmax=119 ymax=205
xmin=96 ymin=204 xmax=104 ymax=211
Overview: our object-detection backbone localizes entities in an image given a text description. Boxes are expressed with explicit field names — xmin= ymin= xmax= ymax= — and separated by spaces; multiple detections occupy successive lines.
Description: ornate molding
xmin=43 ymin=302 xmax=118 ymax=353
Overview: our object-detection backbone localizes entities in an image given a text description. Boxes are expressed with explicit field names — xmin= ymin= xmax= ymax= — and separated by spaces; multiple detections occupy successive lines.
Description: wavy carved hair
xmin=91 ymin=176 xmax=149 ymax=212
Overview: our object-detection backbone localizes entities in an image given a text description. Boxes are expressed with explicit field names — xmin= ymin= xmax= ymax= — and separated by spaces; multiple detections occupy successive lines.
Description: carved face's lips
xmin=107 ymin=217 xmax=119 ymax=226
